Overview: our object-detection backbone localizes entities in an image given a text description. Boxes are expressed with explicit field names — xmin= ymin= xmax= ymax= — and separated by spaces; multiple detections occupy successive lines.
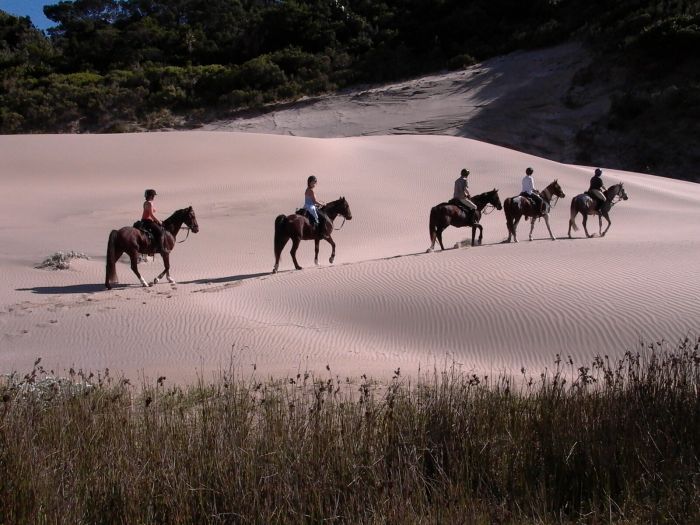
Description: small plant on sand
xmin=35 ymin=250 xmax=90 ymax=270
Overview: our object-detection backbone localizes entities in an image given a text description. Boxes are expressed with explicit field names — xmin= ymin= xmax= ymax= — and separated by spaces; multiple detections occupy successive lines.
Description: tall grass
xmin=1 ymin=338 xmax=698 ymax=523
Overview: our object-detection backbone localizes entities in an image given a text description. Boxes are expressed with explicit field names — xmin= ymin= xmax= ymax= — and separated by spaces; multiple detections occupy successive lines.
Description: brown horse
xmin=105 ymin=206 xmax=199 ymax=289
xmin=273 ymin=197 xmax=352 ymax=273
xmin=568 ymin=182 xmax=628 ymax=238
xmin=428 ymin=189 xmax=502 ymax=252
xmin=503 ymin=180 xmax=566 ymax=243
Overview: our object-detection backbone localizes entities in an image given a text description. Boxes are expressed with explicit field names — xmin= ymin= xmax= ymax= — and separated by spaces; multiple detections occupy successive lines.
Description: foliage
xmin=1 ymin=338 xmax=699 ymax=522
xmin=0 ymin=0 xmax=698 ymax=133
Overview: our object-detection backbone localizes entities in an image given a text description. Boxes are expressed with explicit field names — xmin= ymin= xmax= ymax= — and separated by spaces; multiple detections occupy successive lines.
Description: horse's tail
xmin=105 ymin=229 xmax=119 ymax=289
xmin=429 ymin=206 xmax=440 ymax=245
xmin=274 ymin=214 xmax=287 ymax=249
xmin=568 ymin=198 xmax=579 ymax=232
xmin=503 ymin=198 xmax=514 ymax=229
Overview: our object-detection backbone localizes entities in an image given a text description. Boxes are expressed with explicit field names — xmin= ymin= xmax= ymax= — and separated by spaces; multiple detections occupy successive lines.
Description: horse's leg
xmin=314 ymin=238 xmax=320 ymax=266
xmin=512 ymin=216 xmax=521 ymax=243
xmin=472 ymin=224 xmax=482 ymax=246
xmin=437 ymin=227 xmax=446 ymax=251
xmin=327 ymin=236 xmax=336 ymax=264
xmin=154 ymin=252 xmax=172 ymax=284
xmin=544 ymin=214 xmax=556 ymax=240
xmin=601 ymin=212 xmax=612 ymax=237
xmin=528 ymin=216 xmax=536 ymax=241
xmin=582 ymin=213 xmax=593 ymax=238
xmin=290 ymin=237 xmax=302 ymax=270
xmin=568 ymin=208 xmax=579 ymax=238
xmin=129 ymin=250 xmax=149 ymax=287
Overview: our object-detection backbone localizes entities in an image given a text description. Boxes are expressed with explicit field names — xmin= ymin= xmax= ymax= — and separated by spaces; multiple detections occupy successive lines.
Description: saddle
xmin=448 ymin=198 xmax=477 ymax=222
xmin=296 ymin=209 xmax=326 ymax=232
xmin=518 ymin=193 xmax=547 ymax=215
xmin=133 ymin=220 xmax=152 ymax=237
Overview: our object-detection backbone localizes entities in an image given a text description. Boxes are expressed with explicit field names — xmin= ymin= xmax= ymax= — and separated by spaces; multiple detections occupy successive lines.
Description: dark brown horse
xmin=568 ymin=182 xmax=628 ymax=238
xmin=105 ymin=206 xmax=199 ymax=289
xmin=428 ymin=189 xmax=502 ymax=252
xmin=503 ymin=180 xmax=565 ymax=242
xmin=273 ymin=197 xmax=352 ymax=273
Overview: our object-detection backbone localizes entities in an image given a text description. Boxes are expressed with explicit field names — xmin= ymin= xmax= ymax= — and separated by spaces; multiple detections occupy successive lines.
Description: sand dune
xmin=1 ymin=132 xmax=698 ymax=383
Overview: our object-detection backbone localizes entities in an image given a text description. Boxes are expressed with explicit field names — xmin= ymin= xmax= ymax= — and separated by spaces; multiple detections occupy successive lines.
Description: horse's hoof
xmin=329 ymin=258 xmax=335 ymax=264
xmin=153 ymin=278 xmax=160 ymax=285
xmin=167 ymin=277 xmax=175 ymax=284
xmin=551 ymin=237 xmax=557 ymax=241
xmin=295 ymin=266 xmax=302 ymax=270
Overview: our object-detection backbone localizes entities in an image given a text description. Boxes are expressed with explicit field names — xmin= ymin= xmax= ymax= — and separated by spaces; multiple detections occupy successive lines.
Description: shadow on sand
xmin=179 ymin=272 xmax=270 ymax=286
xmin=17 ymin=283 xmax=105 ymax=295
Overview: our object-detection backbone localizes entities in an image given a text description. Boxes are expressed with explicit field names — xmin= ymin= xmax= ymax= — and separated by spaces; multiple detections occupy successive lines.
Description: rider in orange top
xmin=142 ymin=189 xmax=168 ymax=254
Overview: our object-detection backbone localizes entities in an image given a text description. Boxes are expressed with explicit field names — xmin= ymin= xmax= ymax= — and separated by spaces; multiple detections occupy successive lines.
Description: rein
xmin=177 ymin=226 xmax=191 ymax=243
xmin=334 ymin=217 xmax=346 ymax=231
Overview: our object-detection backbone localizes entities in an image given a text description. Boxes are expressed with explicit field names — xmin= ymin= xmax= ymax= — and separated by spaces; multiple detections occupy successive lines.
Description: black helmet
xmin=144 ymin=189 xmax=157 ymax=199
xmin=307 ymin=175 xmax=317 ymax=186
xmin=460 ymin=168 xmax=470 ymax=177
xmin=594 ymin=168 xmax=602 ymax=177
xmin=526 ymin=167 xmax=533 ymax=175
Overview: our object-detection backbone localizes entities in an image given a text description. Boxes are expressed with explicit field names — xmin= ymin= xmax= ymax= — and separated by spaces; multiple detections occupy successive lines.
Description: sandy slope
xmin=1 ymin=132 xmax=698 ymax=383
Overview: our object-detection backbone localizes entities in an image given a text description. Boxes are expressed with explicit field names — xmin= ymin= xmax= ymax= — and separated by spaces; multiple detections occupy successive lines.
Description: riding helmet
xmin=526 ymin=167 xmax=533 ymax=175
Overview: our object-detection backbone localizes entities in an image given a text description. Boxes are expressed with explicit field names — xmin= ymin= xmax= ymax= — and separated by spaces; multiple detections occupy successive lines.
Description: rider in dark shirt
xmin=588 ymin=168 xmax=606 ymax=212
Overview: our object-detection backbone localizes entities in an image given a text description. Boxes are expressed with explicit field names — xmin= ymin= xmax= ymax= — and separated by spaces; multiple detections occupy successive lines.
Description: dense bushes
xmin=0 ymin=1 xmax=698 ymax=133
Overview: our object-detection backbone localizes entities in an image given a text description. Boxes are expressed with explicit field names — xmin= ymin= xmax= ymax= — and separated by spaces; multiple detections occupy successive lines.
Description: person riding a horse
xmin=451 ymin=168 xmax=477 ymax=220
xmin=140 ymin=189 xmax=168 ymax=254
xmin=521 ymin=167 xmax=545 ymax=214
xmin=587 ymin=168 xmax=607 ymax=212
xmin=304 ymin=175 xmax=328 ymax=233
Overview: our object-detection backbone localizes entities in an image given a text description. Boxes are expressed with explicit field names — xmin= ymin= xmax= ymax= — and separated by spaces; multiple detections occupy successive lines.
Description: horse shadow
xmin=179 ymin=272 xmax=270 ymax=286
xmin=17 ymin=283 xmax=105 ymax=295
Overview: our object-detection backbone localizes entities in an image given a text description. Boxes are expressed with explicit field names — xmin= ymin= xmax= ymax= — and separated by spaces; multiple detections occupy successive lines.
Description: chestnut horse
xmin=503 ymin=180 xmax=565 ymax=243
xmin=428 ymin=189 xmax=502 ymax=252
xmin=568 ymin=182 xmax=628 ymax=238
xmin=273 ymin=197 xmax=352 ymax=273
xmin=105 ymin=206 xmax=199 ymax=289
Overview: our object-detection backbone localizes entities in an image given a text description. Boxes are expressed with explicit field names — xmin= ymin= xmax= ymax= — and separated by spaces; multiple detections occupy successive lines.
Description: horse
xmin=273 ymin=197 xmax=352 ymax=273
xmin=503 ymin=179 xmax=566 ymax=243
xmin=427 ymin=189 xmax=502 ymax=252
xmin=105 ymin=206 xmax=199 ymax=289
xmin=568 ymin=182 xmax=628 ymax=238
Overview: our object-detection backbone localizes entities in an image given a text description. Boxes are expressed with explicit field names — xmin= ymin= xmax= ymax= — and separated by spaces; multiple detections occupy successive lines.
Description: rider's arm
xmin=143 ymin=202 xmax=161 ymax=224
xmin=310 ymin=189 xmax=324 ymax=206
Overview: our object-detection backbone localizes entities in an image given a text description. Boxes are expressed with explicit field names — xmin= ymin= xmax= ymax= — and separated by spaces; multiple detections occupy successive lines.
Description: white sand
xmin=1 ymin=131 xmax=698 ymax=384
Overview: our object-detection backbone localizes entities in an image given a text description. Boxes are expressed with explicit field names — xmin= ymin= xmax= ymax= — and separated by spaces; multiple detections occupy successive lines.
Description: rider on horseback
xmin=521 ymin=167 xmax=545 ymax=214
xmin=588 ymin=168 xmax=607 ymax=213
xmin=452 ymin=168 xmax=477 ymax=220
xmin=304 ymin=176 xmax=327 ymax=234
xmin=141 ymin=189 xmax=168 ymax=254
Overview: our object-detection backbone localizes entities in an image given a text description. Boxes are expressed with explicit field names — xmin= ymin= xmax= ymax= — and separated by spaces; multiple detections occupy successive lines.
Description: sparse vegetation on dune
xmin=1 ymin=338 xmax=699 ymax=523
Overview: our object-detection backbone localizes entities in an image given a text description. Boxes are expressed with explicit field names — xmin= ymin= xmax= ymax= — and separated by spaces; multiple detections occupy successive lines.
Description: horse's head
xmin=548 ymin=179 xmax=566 ymax=199
xmin=488 ymin=188 xmax=503 ymax=210
xmin=607 ymin=183 xmax=628 ymax=202
xmin=183 ymin=206 xmax=199 ymax=233
xmin=325 ymin=196 xmax=352 ymax=220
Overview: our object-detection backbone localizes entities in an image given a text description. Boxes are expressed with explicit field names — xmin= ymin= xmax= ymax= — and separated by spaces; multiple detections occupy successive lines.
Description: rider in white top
xmin=521 ymin=167 xmax=544 ymax=213
xmin=304 ymin=175 xmax=325 ymax=231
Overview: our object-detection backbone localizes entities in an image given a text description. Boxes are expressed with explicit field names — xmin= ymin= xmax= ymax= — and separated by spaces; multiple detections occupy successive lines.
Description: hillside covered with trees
xmin=1 ymin=0 xmax=698 ymax=178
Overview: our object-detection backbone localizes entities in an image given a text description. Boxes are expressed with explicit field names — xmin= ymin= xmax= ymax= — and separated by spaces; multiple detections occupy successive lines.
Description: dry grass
xmin=1 ymin=338 xmax=699 ymax=524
